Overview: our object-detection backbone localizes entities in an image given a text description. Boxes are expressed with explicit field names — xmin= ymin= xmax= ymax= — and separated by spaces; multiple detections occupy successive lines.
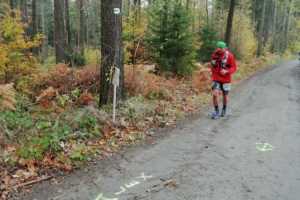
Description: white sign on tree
xmin=112 ymin=67 xmax=120 ymax=123
xmin=113 ymin=8 xmax=121 ymax=15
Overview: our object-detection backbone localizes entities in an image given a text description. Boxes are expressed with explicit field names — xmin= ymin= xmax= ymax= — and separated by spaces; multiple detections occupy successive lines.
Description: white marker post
xmin=112 ymin=67 xmax=120 ymax=123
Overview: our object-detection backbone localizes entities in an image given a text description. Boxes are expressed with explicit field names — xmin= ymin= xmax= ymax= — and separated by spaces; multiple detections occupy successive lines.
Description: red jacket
xmin=210 ymin=48 xmax=237 ymax=83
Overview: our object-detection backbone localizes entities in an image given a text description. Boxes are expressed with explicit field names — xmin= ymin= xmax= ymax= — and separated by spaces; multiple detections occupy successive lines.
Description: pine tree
xmin=146 ymin=0 xmax=196 ymax=76
xmin=198 ymin=25 xmax=218 ymax=62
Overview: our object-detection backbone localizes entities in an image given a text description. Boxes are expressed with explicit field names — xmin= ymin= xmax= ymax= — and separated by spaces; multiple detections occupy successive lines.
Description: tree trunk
xmin=205 ymin=0 xmax=209 ymax=26
xmin=32 ymin=0 xmax=37 ymax=36
xmin=78 ymin=0 xmax=85 ymax=55
xmin=224 ymin=0 xmax=235 ymax=46
xmin=99 ymin=0 xmax=124 ymax=107
xmin=54 ymin=0 xmax=67 ymax=63
xmin=41 ymin=0 xmax=48 ymax=61
xmin=65 ymin=0 xmax=72 ymax=47
xmin=283 ymin=0 xmax=292 ymax=51
xmin=133 ymin=0 xmax=141 ymax=24
xmin=20 ymin=0 xmax=28 ymax=22
xmin=32 ymin=0 xmax=39 ymax=54
xmin=271 ymin=0 xmax=278 ymax=52
xmin=257 ymin=0 xmax=266 ymax=56
xmin=9 ymin=0 xmax=15 ymax=9
xmin=186 ymin=0 xmax=190 ymax=10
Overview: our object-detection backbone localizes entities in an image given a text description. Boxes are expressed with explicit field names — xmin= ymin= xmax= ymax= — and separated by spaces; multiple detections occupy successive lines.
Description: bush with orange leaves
xmin=192 ymin=64 xmax=211 ymax=93
xmin=125 ymin=65 xmax=179 ymax=100
xmin=36 ymin=64 xmax=99 ymax=94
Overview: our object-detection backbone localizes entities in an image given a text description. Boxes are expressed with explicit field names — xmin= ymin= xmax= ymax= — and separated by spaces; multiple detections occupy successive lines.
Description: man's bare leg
xmin=212 ymin=89 xmax=220 ymax=119
xmin=221 ymin=92 xmax=228 ymax=117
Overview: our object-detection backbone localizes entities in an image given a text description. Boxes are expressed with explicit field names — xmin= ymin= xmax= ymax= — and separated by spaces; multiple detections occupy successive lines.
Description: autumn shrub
xmin=0 ymin=83 xmax=16 ymax=111
xmin=124 ymin=65 xmax=177 ymax=100
xmin=0 ymin=11 xmax=42 ymax=84
xmin=192 ymin=64 xmax=211 ymax=93
xmin=34 ymin=64 xmax=99 ymax=105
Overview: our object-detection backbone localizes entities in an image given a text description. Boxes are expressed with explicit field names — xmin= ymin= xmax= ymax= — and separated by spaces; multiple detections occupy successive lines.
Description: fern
xmin=0 ymin=83 xmax=16 ymax=111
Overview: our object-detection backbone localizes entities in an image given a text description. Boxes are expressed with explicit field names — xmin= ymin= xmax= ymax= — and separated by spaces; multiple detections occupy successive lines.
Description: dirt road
xmin=21 ymin=61 xmax=300 ymax=200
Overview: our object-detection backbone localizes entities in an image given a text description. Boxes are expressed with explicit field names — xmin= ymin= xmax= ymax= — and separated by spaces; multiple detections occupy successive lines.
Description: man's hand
xmin=211 ymin=60 xmax=217 ymax=67
xmin=220 ymin=69 xmax=229 ymax=75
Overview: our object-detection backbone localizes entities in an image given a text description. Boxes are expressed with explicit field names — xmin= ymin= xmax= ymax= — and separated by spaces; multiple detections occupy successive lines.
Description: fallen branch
xmin=13 ymin=176 xmax=52 ymax=189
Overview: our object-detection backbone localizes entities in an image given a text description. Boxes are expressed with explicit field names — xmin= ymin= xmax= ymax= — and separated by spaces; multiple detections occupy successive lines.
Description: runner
xmin=210 ymin=41 xmax=237 ymax=119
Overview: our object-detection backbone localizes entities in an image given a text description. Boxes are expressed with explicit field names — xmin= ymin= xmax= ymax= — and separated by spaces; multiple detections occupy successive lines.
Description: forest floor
xmin=15 ymin=59 xmax=300 ymax=200
xmin=0 ymin=55 xmax=290 ymax=199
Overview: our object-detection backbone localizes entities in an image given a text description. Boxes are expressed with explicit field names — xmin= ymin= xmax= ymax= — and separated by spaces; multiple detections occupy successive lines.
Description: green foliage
xmin=70 ymin=143 xmax=88 ymax=161
xmin=0 ymin=103 xmax=102 ymax=160
xmin=15 ymin=110 xmax=102 ymax=160
xmin=75 ymin=113 xmax=101 ymax=138
xmin=288 ymin=18 xmax=300 ymax=53
xmin=0 ymin=111 xmax=33 ymax=130
xmin=57 ymin=94 xmax=70 ymax=107
xmin=84 ymin=48 xmax=100 ymax=65
xmin=17 ymin=120 xmax=72 ymax=160
xmin=146 ymin=0 xmax=196 ymax=76
xmin=0 ymin=110 xmax=33 ymax=138
xmin=68 ymin=52 xmax=86 ymax=67
xmin=123 ymin=8 xmax=147 ymax=64
xmin=17 ymin=136 xmax=51 ymax=160
xmin=198 ymin=25 xmax=218 ymax=62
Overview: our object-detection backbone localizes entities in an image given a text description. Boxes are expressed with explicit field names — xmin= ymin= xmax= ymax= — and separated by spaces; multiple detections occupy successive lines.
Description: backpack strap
xmin=221 ymin=50 xmax=229 ymax=68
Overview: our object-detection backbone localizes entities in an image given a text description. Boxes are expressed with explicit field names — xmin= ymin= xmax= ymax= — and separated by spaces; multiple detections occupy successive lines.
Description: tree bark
xmin=257 ymin=0 xmax=266 ymax=56
xmin=205 ymin=0 xmax=209 ymax=26
xmin=186 ymin=0 xmax=190 ymax=10
xmin=20 ymin=0 xmax=28 ymax=22
xmin=283 ymin=0 xmax=292 ymax=51
xmin=32 ymin=0 xmax=39 ymax=54
xmin=9 ymin=0 xmax=15 ymax=9
xmin=271 ymin=0 xmax=278 ymax=52
xmin=224 ymin=0 xmax=235 ymax=46
xmin=54 ymin=0 xmax=67 ymax=63
xmin=78 ymin=0 xmax=85 ymax=55
xmin=133 ymin=0 xmax=141 ymax=24
xmin=41 ymin=0 xmax=48 ymax=60
xmin=32 ymin=0 xmax=37 ymax=35
xmin=99 ymin=0 xmax=124 ymax=107
xmin=65 ymin=0 xmax=72 ymax=47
